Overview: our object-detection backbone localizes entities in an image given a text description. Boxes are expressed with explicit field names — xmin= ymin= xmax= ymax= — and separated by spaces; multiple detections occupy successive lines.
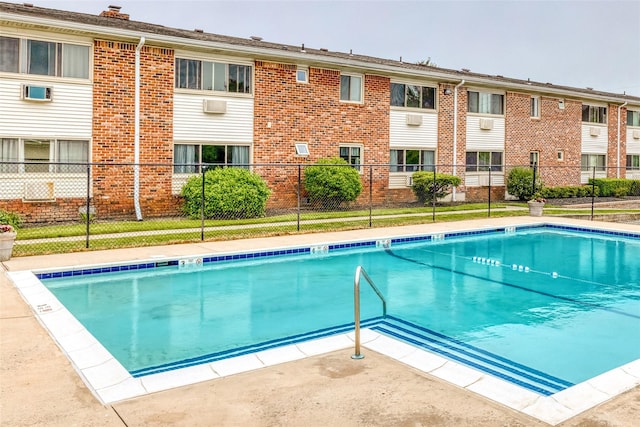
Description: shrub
xmin=303 ymin=157 xmax=363 ymax=209
xmin=411 ymin=172 xmax=461 ymax=204
xmin=0 ymin=210 xmax=22 ymax=229
xmin=181 ymin=167 xmax=271 ymax=219
xmin=506 ymin=167 xmax=543 ymax=201
xmin=589 ymin=178 xmax=639 ymax=197
xmin=538 ymin=185 xmax=599 ymax=199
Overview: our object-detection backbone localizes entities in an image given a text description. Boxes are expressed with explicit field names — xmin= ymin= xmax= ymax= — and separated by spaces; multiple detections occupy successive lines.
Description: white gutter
xmin=452 ymin=80 xmax=465 ymax=201
xmin=617 ymin=102 xmax=627 ymax=178
xmin=134 ymin=36 xmax=145 ymax=221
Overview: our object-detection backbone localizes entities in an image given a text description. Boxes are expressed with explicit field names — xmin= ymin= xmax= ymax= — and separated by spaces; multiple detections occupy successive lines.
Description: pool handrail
xmin=352 ymin=265 xmax=387 ymax=359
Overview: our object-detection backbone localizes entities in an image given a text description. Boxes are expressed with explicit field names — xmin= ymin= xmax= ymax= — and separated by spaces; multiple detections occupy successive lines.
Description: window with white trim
xmin=175 ymin=58 xmax=252 ymax=93
xmin=340 ymin=74 xmax=362 ymax=102
xmin=530 ymin=96 xmax=540 ymax=118
xmin=296 ymin=67 xmax=308 ymax=83
xmin=465 ymin=151 xmax=503 ymax=172
xmin=339 ymin=144 xmax=362 ymax=171
xmin=626 ymin=155 xmax=639 ymax=170
xmin=0 ymin=138 xmax=88 ymax=173
xmin=581 ymin=105 xmax=607 ymax=124
xmin=628 ymin=110 xmax=640 ymax=127
xmin=390 ymin=83 xmax=436 ymax=109
xmin=581 ymin=154 xmax=606 ymax=171
xmin=467 ymin=91 xmax=504 ymax=115
xmin=390 ymin=149 xmax=435 ymax=172
xmin=0 ymin=36 xmax=90 ymax=78
xmin=173 ymin=143 xmax=250 ymax=173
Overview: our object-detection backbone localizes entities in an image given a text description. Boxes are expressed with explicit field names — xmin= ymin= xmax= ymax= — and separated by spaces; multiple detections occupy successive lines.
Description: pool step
xmin=131 ymin=316 xmax=383 ymax=377
xmin=372 ymin=315 xmax=574 ymax=396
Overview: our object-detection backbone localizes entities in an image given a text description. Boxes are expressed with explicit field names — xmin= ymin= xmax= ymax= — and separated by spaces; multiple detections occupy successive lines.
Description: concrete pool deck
xmin=2 ymin=216 xmax=639 ymax=426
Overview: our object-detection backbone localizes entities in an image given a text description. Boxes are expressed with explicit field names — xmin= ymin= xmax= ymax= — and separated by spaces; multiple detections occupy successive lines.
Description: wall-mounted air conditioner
xmin=479 ymin=118 xmax=494 ymax=130
xmin=24 ymin=182 xmax=55 ymax=201
xmin=406 ymin=114 xmax=422 ymax=126
xmin=22 ymin=84 xmax=52 ymax=101
xmin=633 ymin=130 xmax=640 ymax=139
xmin=203 ymin=99 xmax=227 ymax=114
xmin=589 ymin=127 xmax=601 ymax=137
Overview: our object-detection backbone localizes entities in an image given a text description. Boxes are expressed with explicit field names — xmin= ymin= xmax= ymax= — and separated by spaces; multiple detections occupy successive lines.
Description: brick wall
xmin=607 ymin=103 xmax=627 ymax=177
xmin=92 ymin=40 xmax=176 ymax=219
xmin=253 ymin=61 xmax=391 ymax=206
xmin=505 ymin=93 xmax=582 ymax=186
xmin=437 ymin=84 xmax=467 ymax=196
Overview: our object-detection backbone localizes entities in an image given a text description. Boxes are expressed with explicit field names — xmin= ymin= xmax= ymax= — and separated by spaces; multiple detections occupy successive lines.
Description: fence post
xmin=532 ymin=162 xmax=538 ymax=196
xmin=369 ymin=165 xmax=373 ymax=228
xmin=432 ymin=167 xmax=436 ymax=222
xmin=297 ymin=165 xmax=301 ymax=232
xmin=488 ymin=167 xmax=491 ymax=218
xmin=591 ymin=166 xmax=596 ymax=221
xmin=85 ymin=163 xmax=91 ymax=249
xmin=200 ymin=165 xmax=205 ymax=240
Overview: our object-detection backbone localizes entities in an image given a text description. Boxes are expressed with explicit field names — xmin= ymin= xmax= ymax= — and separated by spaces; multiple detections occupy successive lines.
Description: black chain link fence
xmin=1 ymin=162 xmax=638 ymax=256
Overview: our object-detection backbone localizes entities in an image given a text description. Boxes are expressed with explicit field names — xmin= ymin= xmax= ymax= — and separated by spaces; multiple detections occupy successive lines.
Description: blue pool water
xmin=43 ymin=225 xmax=640 ymax=394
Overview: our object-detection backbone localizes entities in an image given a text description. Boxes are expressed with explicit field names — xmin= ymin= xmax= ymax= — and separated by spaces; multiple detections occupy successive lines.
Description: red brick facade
xmin=608 ymin=104 xmax=627 ymax=177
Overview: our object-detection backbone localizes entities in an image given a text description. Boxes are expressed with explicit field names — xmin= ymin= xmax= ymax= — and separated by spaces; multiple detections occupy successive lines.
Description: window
xmin=628 ymin=110 xmax=640 ymax=127
xmin=581 ymin=154 xmax=606 ymax=171
xmin=465 ymin=151 xmax=503 ymax=172
xmin=296 ymin=67 xmax=308 ymax=83
xmin=340 ymin=74 xmax=362 ymax=102
xmin=390 ymin=83 xmax=436 ymax=109
xmin=175 ymin=58 xmax=252 ymax=94
xmin=626 ymin=155 xmax=640 ymax=170
xmin=390 ymin=149 xmax=435 ymax=172
xmin=173 ymin=143 xmax=250 ymax=173
xmin=582 ymin=105 xmax=607 ymax=124
xmin=530 ymin=96 xmax=540 ymax=118
xmin=467 ymin=91 xmax=504 ymax=115
xmin=339 ymin=145 xmax=362 ymax=170
xmin=0 ymin=36 xmax=89 ymax=78
xmin=0 ymin=138 xmax=88 ymax=173
xmin=529 ymin=151 xmax=539 ymax=167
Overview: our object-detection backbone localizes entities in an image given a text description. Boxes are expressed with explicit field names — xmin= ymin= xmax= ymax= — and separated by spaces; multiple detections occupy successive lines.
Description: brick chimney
xmin=99 ymin=5 xmax=130 ymax=20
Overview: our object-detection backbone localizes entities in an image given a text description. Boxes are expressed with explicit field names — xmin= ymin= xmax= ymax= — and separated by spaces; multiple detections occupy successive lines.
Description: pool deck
xmin=2 ymin=216 xmax=639 ymax=426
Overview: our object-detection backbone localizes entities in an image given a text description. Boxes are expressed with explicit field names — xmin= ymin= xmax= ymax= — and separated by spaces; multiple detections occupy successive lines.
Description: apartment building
xmin=1 ymin=2 xmax=639 ymax=222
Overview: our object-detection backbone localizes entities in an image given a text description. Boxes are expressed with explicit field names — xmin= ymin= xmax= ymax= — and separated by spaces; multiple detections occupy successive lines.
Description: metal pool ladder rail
xmin=352 ymin=265 xmax=387 ymax=359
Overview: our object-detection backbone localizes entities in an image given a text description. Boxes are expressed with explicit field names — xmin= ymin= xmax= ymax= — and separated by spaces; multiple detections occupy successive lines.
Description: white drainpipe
xmin=134 ymin=37 xmax=145 ymax=221
xmin=452 ymin=79 xmax=465 ymax=201
xmin=617 ymin=101 xmax=627 ymax=178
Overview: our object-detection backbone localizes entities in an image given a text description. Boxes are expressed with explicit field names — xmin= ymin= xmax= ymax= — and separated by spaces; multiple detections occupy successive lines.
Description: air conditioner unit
xmin=589 ymin=127 xmax=601 ymax=137
xmin=22 ymin=84 xmax=52 ymax=101
xmin=479 ymin=118 xmax=494 ymax=130
xmin=24 ymin=182 xmax=55 ymax=201
xmin=405 ymin=175 xmax=413 ymax=186
xmin=203 ymin=99 xmax=227 ymax=114
xmin=406 ymin=114 xmax=423 ymax=126
xmin=633 ymin=130 xmax=640 ymax=139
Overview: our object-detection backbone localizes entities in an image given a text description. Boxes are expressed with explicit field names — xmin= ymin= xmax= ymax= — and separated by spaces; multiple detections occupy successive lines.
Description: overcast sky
xmin=9 ymin=0 xmax=640 ymax=96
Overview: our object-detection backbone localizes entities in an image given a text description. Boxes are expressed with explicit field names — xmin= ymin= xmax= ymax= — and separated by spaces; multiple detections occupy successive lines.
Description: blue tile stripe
xmin=129 ymin=316 xmax=384 ymax=377
xmin=36 ymin=223 xmax=639 ymax=281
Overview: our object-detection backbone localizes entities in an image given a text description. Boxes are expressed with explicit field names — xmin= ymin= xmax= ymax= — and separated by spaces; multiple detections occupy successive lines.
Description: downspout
xmin=617 ymin=102 xmax=627 ymax=178
xmin=134 ymin=37 xmax=145 ymax=221
xmin=452 ymin=79 xmax=465 ymax=201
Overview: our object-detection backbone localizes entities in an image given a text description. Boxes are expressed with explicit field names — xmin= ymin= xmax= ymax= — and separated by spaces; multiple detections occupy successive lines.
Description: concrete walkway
xmin=2 ymin=216 xmax=639 ymax=426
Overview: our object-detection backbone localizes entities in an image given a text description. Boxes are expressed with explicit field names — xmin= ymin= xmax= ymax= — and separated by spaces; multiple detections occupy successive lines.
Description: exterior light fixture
xmin=444 ymin=88 xmax=453 ymax=95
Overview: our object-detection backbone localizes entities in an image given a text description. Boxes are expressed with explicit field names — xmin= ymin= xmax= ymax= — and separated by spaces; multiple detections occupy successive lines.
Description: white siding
xmin=627 ymin=127 xmax=640 ymax=154
xmin=581 ymin=124 xmax=608 ymax=153
xmin=389 ymin=110 xmax=438 ymax=148
xmin=465 ymin=116 xmax=505 ymax=150
xmin=174 ymin=93 xmax=253 ymax=142
xmin=465 ymin=174 xmax=504 ymax=187
xmin=0 ymin=80 xmax=92 ymax=138
xmin=0 ymin=173 xmax=88 ymax=200
xmin=388 ymin=173 xmax=412 ymax=189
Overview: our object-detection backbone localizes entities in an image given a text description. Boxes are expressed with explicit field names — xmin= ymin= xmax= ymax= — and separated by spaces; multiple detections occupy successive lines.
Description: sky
xmin=7 ymin=0 xmax=640 ymax=96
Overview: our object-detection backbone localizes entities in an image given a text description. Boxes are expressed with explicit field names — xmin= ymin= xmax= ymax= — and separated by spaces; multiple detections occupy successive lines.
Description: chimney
xmin=100 ymin=5 xmax=130 ymax=20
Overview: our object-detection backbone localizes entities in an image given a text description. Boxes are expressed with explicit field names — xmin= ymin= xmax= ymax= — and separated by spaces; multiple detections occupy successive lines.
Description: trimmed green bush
xmin=538 ymin=185 xmax=599 ymax=199
xmin=506 ymin=167 xmax=542 ymax=201
xmin=181 ymin=167 xmax=271 ymax=219
xmin=589 ymin=178 xmax=640 ymax=197
xmin=304 ymin=157 xmax=363 ymax=209
xmin=0 ymin=210 xmax=22 ymax=229
xmin=411 ymin=172 xmax=461 ymax=204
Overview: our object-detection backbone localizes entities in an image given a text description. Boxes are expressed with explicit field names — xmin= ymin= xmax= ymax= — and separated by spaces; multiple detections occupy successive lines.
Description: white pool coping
xmin=8 ymin=222 xmax=640 ymax=426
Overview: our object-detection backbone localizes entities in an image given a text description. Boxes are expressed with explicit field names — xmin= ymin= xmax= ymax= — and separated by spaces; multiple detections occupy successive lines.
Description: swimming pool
xmin=9 ymin=220 xmax=640 ymax=425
